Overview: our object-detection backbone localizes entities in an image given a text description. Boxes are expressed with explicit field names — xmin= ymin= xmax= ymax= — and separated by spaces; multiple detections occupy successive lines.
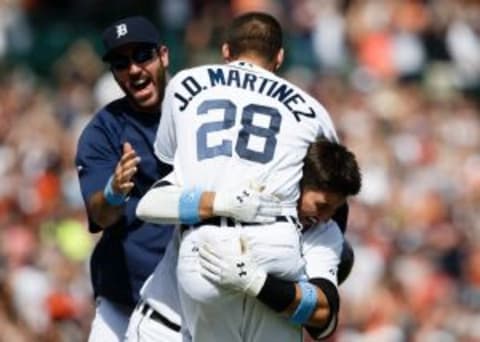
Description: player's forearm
xmin=256 ymin=275 xmax=334 ymax=328
xmin=285 ymin=283 xmax=330 ymax=326
xmin=87 ymin=191 xmax=124 ymax=229
xmin=136 ymin=185 xmax=215 ymax=224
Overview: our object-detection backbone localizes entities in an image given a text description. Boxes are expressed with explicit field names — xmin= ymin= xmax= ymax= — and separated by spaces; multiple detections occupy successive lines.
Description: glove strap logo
xmin=236 ymin=262 xmax=247 ymax=277
xmin=116 ymin=24 xmax=128 ymax=38
xmin=236 ymin=190 xmax=251 ymax=204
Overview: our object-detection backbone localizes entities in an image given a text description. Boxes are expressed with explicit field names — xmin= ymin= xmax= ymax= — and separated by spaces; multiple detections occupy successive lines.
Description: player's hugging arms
xmin=136 ymin=138 xmax=361 ymax=341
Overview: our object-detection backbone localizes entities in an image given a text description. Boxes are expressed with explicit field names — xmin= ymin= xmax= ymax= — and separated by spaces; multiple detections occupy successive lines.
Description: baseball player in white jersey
xmin=128 ymin=213 xmax=344 ymax=342
xmin=129 ymin=138 xmax=362 ymax=341
xmin=150 ymin=12 xmax=339 ymax=341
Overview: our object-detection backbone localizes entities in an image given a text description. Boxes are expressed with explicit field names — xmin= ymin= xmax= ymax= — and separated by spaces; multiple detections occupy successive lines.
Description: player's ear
xmin=274 ymin=48 xmax=284 ymax=71
xmin=222 ymin=43 xmax=232 ymax=62
xmin=158 ymin=45 xmax=169 ymax=68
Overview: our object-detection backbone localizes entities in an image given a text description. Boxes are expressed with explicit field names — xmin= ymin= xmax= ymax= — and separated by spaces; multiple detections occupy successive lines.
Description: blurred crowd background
xmin=0 ymin=0 xmax=479 ymax=341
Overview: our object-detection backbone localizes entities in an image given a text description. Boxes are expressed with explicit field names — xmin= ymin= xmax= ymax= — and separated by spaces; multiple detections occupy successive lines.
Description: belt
xmin=138 ymin=301 xmax=181 ymax=332
xmin=183 ymin=215 xmax=299 ymax=230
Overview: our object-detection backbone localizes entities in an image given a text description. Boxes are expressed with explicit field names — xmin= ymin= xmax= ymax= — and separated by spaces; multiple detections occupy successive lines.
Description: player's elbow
xmin=305 ymin=307 xmax=338 ymax=341
xmin=136 ymin=201 xmax=147 ymax=221
xmin=304 ymin=280 xmax=340 ymax=340
xmin=136 ymin=187 xmax=181 ymax=224
xmin=308 ymin=278 xmax=339 ymax=328
xmin=136 ymin=192 xmax=155 ymax=222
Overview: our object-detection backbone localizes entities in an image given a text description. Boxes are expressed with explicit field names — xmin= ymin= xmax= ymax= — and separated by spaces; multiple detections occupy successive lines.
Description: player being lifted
xmin=132 ymin=138 xmax=361 ymax=341
xmin=145 ymin=12 xmax=338 ymax=341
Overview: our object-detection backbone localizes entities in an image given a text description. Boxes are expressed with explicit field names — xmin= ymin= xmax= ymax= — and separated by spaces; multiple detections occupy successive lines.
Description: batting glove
xmin=199 ymin=238 xmax=266 ymax=297
xmin=213 ymin=181 xmax=282 ymax=223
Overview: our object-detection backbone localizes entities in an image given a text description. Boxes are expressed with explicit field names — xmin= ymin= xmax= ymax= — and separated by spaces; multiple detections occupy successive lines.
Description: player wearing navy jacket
xmin=75 ymin=16 xmax=174 ymax=341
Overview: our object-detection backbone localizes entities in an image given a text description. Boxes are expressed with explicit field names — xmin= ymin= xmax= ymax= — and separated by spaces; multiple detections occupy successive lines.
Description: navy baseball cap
xmin=101 ymin=16 xmax=160 ymax=61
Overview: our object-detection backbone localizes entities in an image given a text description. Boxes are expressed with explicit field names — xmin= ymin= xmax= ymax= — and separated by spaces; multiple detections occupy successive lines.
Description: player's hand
xmin=112 ymin=142 xmax=141 ymax=196
xmin=199 ymin=237 xmax=266 ymax=297
xmin=212 ymin=180 xmax=282 ymax=223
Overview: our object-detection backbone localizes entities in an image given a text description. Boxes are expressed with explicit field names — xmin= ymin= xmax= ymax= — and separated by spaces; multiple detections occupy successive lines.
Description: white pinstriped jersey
xmin=154 ymin=60 xmax=338 ymax=210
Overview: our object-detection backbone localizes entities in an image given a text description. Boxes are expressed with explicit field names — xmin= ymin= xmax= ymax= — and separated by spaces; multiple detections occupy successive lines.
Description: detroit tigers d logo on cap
xmin=116 ymin=24 xmax=128 ymax=39
xmin=101 ymin=16 xmax=161 ymax=61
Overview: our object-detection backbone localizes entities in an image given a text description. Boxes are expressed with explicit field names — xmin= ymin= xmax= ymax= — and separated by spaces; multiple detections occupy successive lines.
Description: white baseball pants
xmin=88 ymin=296 xmax=132 ymax=342
xmin=125 ymin=301 xmax=184 ymax=342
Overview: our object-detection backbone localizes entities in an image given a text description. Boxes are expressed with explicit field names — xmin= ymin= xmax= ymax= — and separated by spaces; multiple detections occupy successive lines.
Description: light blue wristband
xmin=103 ymin=176 xmax=126 ymax=206
xmin=179 ymin=188 xmax=202 ymax=224
xmin=289 ymin=281 xmax=317 ymax=325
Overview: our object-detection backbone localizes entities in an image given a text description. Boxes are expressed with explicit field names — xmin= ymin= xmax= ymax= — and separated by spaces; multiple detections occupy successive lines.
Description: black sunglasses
xmin=109 ymin=47 xmax=157 ymax=71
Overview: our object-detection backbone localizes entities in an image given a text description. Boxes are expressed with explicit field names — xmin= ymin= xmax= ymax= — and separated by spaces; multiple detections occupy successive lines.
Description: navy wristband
xmin=289 ymin=281 xmax=317 ymax=325
xmin=103 ymin=176 xmax=125 ymax=206
xmin=179 ymin=188 xmax=202 ymax=224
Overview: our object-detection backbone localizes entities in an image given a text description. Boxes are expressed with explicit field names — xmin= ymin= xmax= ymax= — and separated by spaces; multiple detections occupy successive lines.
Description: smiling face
xmin=298 ymin=188 xmax=346 ymax=227
xmin=109 ymin=43 xmax=169 ymax=113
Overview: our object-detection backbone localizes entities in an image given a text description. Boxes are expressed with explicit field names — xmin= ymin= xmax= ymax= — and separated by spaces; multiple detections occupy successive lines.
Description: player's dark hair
xmin=301 ymin=139 xmax=362 ymax=197
xmin=225 ymin=12 xmax=283 ymax=62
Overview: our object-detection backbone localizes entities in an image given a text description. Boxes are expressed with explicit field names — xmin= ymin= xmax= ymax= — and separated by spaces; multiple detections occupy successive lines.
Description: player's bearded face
xmin=112 ymin=44 xmax=167 ymax=113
